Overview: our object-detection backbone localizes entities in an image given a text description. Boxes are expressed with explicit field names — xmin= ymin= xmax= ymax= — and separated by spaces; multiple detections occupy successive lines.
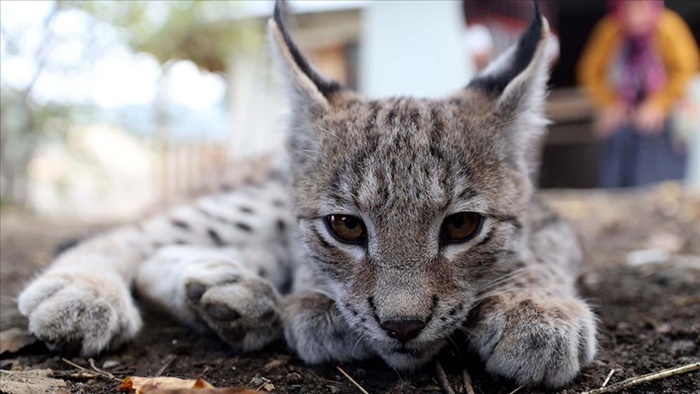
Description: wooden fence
xmin=156 ymin=140 xmax=231 ymax=206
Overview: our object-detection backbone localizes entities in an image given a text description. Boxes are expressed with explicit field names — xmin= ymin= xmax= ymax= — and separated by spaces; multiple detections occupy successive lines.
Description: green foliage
xmin=0 ymin=0 xmax=262 ymax=206
xmin=65 ymin=0 xmax=263 ymax=73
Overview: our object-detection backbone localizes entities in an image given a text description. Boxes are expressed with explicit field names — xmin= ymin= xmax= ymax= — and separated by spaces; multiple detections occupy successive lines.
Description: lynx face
xmin=294 ymin=99 xmax=537 ymax=368
xmin=270 ymin=4 xmax=551 ymax=369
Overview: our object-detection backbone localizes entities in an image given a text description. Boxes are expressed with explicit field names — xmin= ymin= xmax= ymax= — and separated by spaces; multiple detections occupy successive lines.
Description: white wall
xmin=684 ymin=76 xmax=700 ymax=187
xmin=228 ymin=44 xmax=287 ymax=159
xmin=359 ymin=1 xmax=473 ymax=98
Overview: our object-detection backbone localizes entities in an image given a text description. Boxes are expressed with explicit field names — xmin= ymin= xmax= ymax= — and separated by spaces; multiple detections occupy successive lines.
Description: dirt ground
xmin=1 ymin=184 xmax=699 ymax=394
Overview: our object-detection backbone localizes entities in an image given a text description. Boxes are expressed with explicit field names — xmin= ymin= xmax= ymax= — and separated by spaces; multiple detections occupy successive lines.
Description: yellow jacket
xmin=577 ymin=9 xmax=699 ymax=114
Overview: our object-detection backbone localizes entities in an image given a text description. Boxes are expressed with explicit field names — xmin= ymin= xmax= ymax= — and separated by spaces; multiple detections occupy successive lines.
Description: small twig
xmin=59 ymin=371 xmax=101 ymax=380
xmin=601 ymin=369 xmax=615 ymax=387
xmin=508 ymin=385 xmax=524 ymax=394
xmin=580 ymin=362 xmax=699 ymax=394
xmin=155 ymin=354 xmax=177 ymax=377
xmin=462 ymin=368 xmax=476 ymax=394
xmin=61 ymin=358 xmax=120 ymax=382
xmin=435 ymin=361 xmax=456 ymax=394
xmin=88 ymin=358 xmax=116 ymax=381
xmin=71 ymin=372 xmax=100 ymax=378
xmin=336 ymin=366 xmax=370 ymax=394
xmin=61 ymin=358 xmax=88 ymax=372
xmin=199 ymin=365 xmax=210 ymax=379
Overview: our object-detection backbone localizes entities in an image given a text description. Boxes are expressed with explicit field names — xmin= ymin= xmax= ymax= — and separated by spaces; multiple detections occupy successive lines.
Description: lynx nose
xmin=380 ymin=319 xmax=426 ymax=342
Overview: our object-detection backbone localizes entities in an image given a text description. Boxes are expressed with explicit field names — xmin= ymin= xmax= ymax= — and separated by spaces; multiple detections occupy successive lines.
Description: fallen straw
xmin=435 ymin=361 xmax=456 ymax=394
xmin=462 ymin=368 xmax=476 ymax=394
xmin=155 ymin=354 xmax=177 ymax=377
xmin=88 ymin=358 xmax=116 ymax=381
xmin=336 ymin=366 xmax=370 ymax=394
xmin=508 ymin=385 xmax=524 ymax=394
xmin=580 ymin=362 xmax=699 ymax=394
xmin=61 ymin=358 xmax=120 ymax=382
xmin=601 ymin=369 xmax=615 ymax=388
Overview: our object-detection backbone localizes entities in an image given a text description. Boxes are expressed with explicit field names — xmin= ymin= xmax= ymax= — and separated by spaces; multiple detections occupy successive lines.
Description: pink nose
xmin=380 ymin=319 xmax=426 ymax=342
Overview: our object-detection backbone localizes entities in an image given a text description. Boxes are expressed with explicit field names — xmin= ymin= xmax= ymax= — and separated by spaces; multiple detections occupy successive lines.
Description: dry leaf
xmin=119 ymin=376 xmax=267 ymax=394
xmin=0 ymin=328 xmax=39 ymax=355
xmin=147 ymin=389 xmax=267 ymax=394
xmin=120 ymin=376 xmax=213 ymax=393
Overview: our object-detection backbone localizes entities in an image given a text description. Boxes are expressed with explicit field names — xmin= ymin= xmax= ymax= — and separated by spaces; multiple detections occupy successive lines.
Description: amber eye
xmin=324 ymin=215 xmax=367 ymax=244
xmin=441 ymin=212 xmax=483 ymax=243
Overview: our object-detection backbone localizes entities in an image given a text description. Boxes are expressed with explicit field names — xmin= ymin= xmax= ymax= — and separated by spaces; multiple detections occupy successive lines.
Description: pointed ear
xmin=466 ymin=3 xmax=551 ymax=165
xmin=268 ymin=0 xmax=345 ymax=114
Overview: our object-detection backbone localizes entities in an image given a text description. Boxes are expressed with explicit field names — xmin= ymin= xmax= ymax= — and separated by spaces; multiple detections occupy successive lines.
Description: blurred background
xmin=1 ymin=0 xmax=699 ymax=222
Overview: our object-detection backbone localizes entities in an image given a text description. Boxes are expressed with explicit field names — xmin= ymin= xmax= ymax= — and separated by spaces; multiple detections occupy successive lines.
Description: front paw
xmin=283 ymin=292 xmax=372 ymax=364
xmin=184 ymin=275 xmax=283 ymax=351
xmin=17 ymin=271 xmax=142 ymax=356
xmin=467 ymin=294 xmax=597 ymax=388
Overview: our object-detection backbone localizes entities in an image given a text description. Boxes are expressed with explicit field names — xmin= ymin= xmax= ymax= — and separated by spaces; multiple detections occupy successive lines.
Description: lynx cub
xmin=18 ymin=2 xmax=596 ymax=388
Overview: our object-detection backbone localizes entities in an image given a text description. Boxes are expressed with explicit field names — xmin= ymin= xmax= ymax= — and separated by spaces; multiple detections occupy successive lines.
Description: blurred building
xmin=683 ymin=76 xmax=700 ymax=186
xmin=29 ymin=125 xmax=157 ymax=220
xmin=20 ymin=0 xmax=700 ymax=220
xmin=228 ymin=0 xmax=700 ymax=188
xmin=28 ymin=124 xmax=229 ymax=220
xmin=227 ymin=1 xmax=470 ymax=159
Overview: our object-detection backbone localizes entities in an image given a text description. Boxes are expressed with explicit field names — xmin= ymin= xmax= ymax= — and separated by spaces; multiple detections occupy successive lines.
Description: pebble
xmin=102 ymin=360 xmax=119 ymax=369
xmin=263 ymin=359 xmax=284 ymax=371
xmin=669 ymin=339 xmax=696 ymax=356
xmin=286 ymin=372 xmax=302 ymax=384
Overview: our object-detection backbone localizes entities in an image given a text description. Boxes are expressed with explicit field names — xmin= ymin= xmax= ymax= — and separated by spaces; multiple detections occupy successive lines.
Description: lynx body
xmin=18 ymin=3 xmax=596 ymax=388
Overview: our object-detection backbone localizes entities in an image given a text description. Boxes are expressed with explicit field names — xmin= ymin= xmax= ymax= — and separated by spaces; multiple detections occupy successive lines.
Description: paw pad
xmin=186 ymin=282 xmax=207 ymax=302
xmin=181 ymin=276 xmax=282 ymax=352
xmin=205 ymin=303 xmax=241 ymax=321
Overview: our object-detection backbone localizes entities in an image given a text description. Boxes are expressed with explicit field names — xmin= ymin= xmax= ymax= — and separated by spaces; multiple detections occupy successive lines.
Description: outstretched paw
xmin=17 ymin=271 xmax=142 ymax=356
xmin=184 ymin=274 xmax=283 ymax=351
xmin=284 ymin=292 xmax=372 ymax=364
xmin=467 ymin=293 xmax=597 ymax=388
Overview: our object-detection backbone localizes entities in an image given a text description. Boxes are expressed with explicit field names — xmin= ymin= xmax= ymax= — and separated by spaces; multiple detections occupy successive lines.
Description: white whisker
xmin=351 ymin=333 xmax=367 ymax=361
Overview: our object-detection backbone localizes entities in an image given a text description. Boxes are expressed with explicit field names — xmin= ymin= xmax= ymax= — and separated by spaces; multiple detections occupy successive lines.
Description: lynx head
xmin=269 ymin=1 xmax=551 ymax=369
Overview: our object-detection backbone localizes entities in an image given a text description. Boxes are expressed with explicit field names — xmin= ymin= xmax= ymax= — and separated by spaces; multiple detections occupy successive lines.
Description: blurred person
xmin=462 ymin=0 xmax=559 ymax=71
xmin=578 ymin=0 xmax=700 ymax=188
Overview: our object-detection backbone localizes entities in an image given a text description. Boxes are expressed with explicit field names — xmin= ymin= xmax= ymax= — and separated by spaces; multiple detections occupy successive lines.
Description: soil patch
xmin=1 ymin=185 xmax=698 ymax=393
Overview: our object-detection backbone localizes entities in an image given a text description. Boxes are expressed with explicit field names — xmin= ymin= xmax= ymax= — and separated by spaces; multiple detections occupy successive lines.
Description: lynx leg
xmin=136 ymin=246 xmax=283 ymax=351
xmin=17 ymin=229 xmax=145 ymax=356
xmin=18 ymin=271 xmax=142 ymax=356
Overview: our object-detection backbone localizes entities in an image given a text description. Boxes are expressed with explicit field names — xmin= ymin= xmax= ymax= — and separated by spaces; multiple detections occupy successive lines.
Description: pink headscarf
xmin=608 ymin=0 xmax=665 ymax=38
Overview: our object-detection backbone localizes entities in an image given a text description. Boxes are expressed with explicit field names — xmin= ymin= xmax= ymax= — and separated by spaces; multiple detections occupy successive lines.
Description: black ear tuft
xmin=468 ymin=1 xmax=543 ymax=95
xmin=273 ymin=0 xmax=345 ymax=98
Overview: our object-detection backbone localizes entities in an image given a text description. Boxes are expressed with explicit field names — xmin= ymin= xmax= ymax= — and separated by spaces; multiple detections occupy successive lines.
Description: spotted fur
xmin=18 ymin=2 xmax=596 ymax=388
